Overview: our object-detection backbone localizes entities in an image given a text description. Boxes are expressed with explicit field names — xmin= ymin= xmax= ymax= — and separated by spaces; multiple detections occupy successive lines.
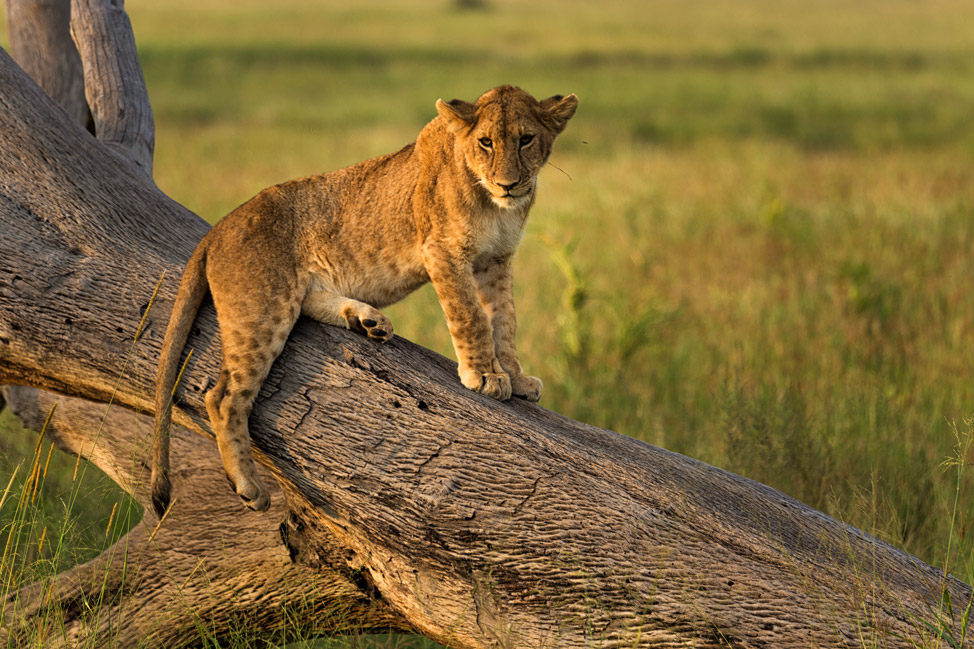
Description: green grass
xmin=3 ymin=0 xmax=974 ymax=646
xmin=0 ymin=407 xmax=138 ymax=575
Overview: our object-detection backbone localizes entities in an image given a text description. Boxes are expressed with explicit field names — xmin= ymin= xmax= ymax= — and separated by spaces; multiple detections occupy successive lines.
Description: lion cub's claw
xmin=511 ymin=375 xmax=543 ymax=402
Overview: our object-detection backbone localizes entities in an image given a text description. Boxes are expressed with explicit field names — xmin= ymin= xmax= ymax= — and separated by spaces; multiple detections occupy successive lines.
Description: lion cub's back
xmin=285 ymin=146 xmax=430 ymax=306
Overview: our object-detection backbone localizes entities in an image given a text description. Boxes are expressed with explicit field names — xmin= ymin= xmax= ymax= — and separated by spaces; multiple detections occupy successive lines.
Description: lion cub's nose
xmin=497 ymin=181 xmax=518 ymax=192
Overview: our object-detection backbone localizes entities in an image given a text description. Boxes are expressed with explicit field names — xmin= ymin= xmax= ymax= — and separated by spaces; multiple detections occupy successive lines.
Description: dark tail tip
xmin=151 ymin=475 xmax=171 ymax=519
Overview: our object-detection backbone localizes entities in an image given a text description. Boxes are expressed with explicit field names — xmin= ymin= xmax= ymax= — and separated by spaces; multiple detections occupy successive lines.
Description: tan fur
xmin=151 ymin=86 xmax=578 ymax=514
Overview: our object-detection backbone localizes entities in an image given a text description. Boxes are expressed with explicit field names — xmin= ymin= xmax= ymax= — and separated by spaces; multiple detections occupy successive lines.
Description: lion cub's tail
xmin=151 ymin=244 xmax=209 ymax=518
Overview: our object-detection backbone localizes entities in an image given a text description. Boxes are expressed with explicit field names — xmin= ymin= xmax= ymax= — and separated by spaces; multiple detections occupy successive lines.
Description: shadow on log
xmin=0 ymin=1 xmax=971 ymax=647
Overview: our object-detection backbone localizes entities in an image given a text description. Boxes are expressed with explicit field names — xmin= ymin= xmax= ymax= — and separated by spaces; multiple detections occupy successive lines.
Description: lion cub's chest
xmin=467 ymin=206 xmax=528 ymax=271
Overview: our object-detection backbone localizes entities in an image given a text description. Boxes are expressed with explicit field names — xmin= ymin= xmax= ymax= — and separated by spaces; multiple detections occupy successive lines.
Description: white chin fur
xmin=490 ymin=194 xmax=530 ymax=209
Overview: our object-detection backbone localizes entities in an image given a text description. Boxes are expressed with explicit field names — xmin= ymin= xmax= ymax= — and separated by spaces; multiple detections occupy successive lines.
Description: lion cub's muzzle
xmin=485 ymin=176 xmax=535 ymax=207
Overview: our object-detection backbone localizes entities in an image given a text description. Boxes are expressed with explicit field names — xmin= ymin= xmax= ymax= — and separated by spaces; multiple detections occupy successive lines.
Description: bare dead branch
xmin=69 ymin=0 xmax=154 ymax=175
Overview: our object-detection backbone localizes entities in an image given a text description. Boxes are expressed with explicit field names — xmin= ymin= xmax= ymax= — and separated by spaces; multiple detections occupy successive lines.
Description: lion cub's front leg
xmin=475 ymin=259 xmax=542 ymax=402
xmin=423 ymin=248 xmax=513 ymax=400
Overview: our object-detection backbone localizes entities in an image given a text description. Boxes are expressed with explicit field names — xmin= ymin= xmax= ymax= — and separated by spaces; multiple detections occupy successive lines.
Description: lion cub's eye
xmin=478 ymin=137 xmax=493 ymax=149
xmin=519 ymin=134 xmax=535 ymax=147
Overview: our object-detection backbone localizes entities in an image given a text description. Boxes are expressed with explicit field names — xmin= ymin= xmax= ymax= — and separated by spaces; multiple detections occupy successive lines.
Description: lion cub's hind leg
xmin=206 ymin=283 xmax=302 ymax=512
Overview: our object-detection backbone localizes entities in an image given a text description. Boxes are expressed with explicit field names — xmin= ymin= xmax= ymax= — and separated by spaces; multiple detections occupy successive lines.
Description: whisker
xmin=546 ymin=160 xmax=573 ymax=181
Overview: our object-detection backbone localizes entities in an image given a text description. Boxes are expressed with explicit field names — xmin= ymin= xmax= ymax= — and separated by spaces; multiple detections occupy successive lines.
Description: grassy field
xmin=2 ymin=0 xmax=974 ymax=646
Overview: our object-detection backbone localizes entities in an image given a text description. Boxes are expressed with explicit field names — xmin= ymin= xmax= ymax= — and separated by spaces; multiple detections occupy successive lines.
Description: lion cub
xmin=151 ymin=85 xmax=578 ymax=515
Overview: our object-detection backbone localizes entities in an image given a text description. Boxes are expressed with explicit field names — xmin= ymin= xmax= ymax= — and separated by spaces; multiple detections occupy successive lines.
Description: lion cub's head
xmin=436 ymin=86 xmax=578 ymax=209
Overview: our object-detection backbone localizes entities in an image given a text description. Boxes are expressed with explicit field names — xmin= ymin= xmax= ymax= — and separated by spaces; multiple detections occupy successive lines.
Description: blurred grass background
xmin=2 ymin=0 xmax=974 ymax=646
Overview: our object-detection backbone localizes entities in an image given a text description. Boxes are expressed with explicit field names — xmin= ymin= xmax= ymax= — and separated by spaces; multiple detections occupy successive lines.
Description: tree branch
xmin=69 ymin=0 xmax=154 ymax=176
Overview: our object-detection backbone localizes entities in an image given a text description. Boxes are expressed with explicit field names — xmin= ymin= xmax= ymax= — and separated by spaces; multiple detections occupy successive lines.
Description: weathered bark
xmin=0 ymin=3 xmax=972 ymax=648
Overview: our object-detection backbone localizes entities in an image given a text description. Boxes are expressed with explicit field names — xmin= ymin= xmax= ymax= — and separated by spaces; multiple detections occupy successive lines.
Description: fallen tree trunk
xmin=0 ymin=3 xmax=971 ymax=647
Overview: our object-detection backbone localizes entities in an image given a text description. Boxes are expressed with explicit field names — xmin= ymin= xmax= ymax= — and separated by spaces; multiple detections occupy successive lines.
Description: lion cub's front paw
xmin=479 ymin=372 xmax=513 ymax=401
xmin=458 ymin=365 xmax=512 ymax=401
xmin=511 ymin=375 xmax=543 ymax=402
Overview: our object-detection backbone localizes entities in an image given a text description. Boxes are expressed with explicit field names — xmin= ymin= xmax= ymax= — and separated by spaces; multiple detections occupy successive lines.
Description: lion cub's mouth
xmin=482 ymin=179 xmax=535 ymax=209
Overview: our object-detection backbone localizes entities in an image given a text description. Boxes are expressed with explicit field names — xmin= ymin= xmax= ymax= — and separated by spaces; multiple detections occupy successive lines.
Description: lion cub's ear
xmin=436 ymin=98 xmax=478 ymax=134
xmin=539 ymin=93 xmax=579 ymax=135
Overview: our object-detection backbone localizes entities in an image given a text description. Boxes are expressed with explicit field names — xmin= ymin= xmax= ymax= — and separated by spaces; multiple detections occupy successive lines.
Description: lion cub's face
xmin=436 ymin=86 xmax=578 ymax=209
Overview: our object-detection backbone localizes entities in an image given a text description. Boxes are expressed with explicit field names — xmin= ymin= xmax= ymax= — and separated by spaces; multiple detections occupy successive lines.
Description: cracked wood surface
xmin=0 ymin=7 xmax=972 ymax=647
